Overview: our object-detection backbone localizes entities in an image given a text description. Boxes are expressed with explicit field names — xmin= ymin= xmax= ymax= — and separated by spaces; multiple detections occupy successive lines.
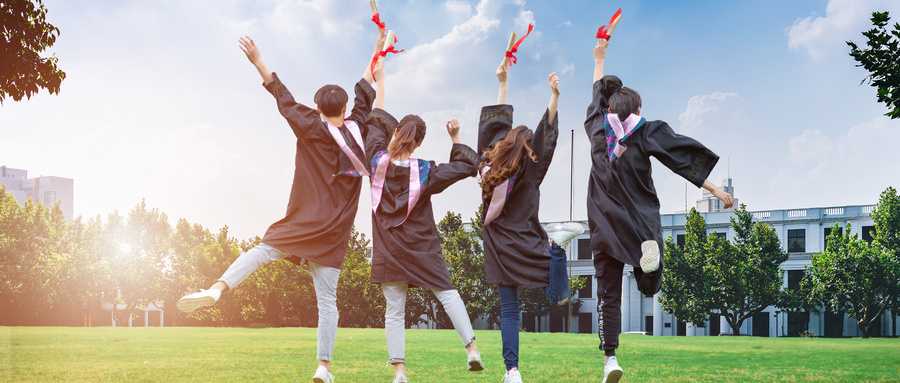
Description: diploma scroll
xmin=596 ymin=8 xmax=623 ymax=40
xmin=502 ymin=32 xmax=517 ymax=66
xmin=369 ymin=0 xmax=377 ymax=14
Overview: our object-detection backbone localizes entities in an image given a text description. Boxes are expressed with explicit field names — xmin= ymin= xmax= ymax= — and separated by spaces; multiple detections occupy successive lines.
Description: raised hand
xmin=375 ymin=29 xmax=387 ymax=54
xmin=446 ymin=119 xmax=461 ymax=144
xmin=239 ymin=36 xmax=262 ymax=65
xmin=593 ymin=39 xmax=609 ymax=63
xmin=374 ymin=60 xmax=385 ymax=84
xmin=496 ymin=61 xmax=509 ymax=84
xmin=548 ymin=72 xmax=560 ymax=96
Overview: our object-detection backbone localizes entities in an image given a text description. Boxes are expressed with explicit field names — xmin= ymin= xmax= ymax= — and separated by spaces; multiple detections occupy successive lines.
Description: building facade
xmin=554 ymin=203 xmax=896 ymax=337
xmin=1 ymin=165 xmax=74 ymax=220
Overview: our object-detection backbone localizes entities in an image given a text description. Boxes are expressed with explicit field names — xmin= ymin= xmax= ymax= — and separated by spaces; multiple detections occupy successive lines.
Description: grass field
xmin=2 ymin=327 xmax=899 ymax=382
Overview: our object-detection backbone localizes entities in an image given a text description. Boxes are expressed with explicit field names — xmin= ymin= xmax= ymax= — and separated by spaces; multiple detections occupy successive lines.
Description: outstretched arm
xmin=446 ymin=119 xmax=462 ymax=144
xmin=363 ymin=30 xmax=388 ymax=86
xmin=592 ymin=39 xmax=608 ymax=83
xmin=496 ymin=61 xmax=508 ymax=105
xmin=702 ymin=180 xmax=734 ymax=209
xmin=240 ymin=36 xmax=273 ymax=85
xmin=547 ymin=72 xmax=560 ymax=125
xmin=374 ymin=60 xmax=385 ymax=110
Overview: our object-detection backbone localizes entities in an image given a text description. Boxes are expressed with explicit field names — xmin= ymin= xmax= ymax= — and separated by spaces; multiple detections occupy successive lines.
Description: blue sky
xmin=2 ymin=0 xmax=899 ymax=241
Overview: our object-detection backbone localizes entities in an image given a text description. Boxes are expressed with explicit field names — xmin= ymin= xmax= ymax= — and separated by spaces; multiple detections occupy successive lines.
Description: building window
xmin=862 ymin=226 xmax=876 ymax=245
xmin=577 ymin=277 xmax=592 ymax=299
xmin=824 ymin=227 xmax=843 ymax=251
xmin=43 ymin=191 xmax=57 ymax=205
xmin=787 ymin=229 xmax=806 ymax=253
xmin=787 ymin=270 xmax=804 ymax=291
xmin=713 ymin=232 xmax=726 ymax=240
xmin=576 ymin=238 xmax=592 ymax=260
xmin=676 ymin=234 xmax=685 ymax=248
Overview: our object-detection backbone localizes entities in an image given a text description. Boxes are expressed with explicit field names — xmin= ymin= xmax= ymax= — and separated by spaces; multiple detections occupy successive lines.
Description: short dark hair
xmin=314 ymin=84 xmax=348 ymax=118
xmin=609 ymin=87 xmax=642 ymax=121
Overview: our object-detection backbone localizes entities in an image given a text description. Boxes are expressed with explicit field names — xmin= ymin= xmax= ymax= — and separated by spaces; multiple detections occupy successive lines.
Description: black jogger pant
xmin=593 ymin=251 xmax=663 ymax=356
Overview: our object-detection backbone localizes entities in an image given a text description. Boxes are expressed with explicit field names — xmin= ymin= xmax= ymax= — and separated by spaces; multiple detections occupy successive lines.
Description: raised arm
xmin=547 ymin=72 xmax=560 ymax=125
xmin=363 ymin=30 xmax=388 ymax=86
xmin=240 ymin=36 xmax=274 ymax=85
xmin=496 ymin=61 xmax=508 ymax=105
xmin=593 ymin=39 xmax=608 ymax=83
xmin=702 ymin=180 xmax=735 ymax=209
xmin=424 ymin=119 xmax=479 ymax=194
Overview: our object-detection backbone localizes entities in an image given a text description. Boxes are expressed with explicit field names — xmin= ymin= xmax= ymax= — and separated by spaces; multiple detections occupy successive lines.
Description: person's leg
xmin=593 ymin=252 xmax=624 ymax=358
xmin=382 ymin=283 xmax=408 ymax=379
xmin=497 ymin=285 xmax=520 ymax=372
xmin=177 ymin=243 xmax=287 ymax=313
xmin=636 ymin=241 xmax=664 ymax=296
xmin=309 ymin=261 xmax=341 ymax=372
xmin=431 ymin=289 xmax=483 ymax=371
xmin=544 ymin=242 xmax=570 ymax=304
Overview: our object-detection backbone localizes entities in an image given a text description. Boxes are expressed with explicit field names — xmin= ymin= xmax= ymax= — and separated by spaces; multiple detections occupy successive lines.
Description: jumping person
xmin=585 ymin=38 xmax=734 ymax=383
xmin=479 ymin=62 xmax=567 ymax=383
xmin=175 ymin=30 xmax=387 ymax=383
xmin=365 ymin=59 xmax=484 ymax=383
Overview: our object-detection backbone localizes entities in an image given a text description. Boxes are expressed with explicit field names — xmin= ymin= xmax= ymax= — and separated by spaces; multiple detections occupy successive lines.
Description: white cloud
xmin=677 ymin=92 xmax=740 ymax=135
xmin=787 ymin=0 xmax=900 ymax=59
xmin=443 ymin=0 xmax=473 ymax=16
xmin=561 ymin=21 xmax=572 ymax=27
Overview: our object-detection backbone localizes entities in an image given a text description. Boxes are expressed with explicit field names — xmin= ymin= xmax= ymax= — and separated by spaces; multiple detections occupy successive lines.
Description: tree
xmin=336 ymin=226 xmax=385 ymax=328
xmin=434 ymin=211 xmax=492 ymax=326
xmin=847 ymin=11 xmax=900 ymax=119
xmin=0 ymin=0 xmax=66 ymax=103
xmin=806 ymin=223 xmax=897 ymax=338
xmin=661 ymin=205 xmax=790 ymax=335
xmin=660 ymin=208 xmax=713 ymax=327
xmin=869 ymin=186 xmax=900 ymax=336
xmin=707 ymin=205 xmax=789 ymax=336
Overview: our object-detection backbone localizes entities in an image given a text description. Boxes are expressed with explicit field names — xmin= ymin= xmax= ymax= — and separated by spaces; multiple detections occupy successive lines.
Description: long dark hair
xmin=480 ymin=125 xmax=536 ymax=198
xmin=388 ymin=114 xmax=426 ymax=158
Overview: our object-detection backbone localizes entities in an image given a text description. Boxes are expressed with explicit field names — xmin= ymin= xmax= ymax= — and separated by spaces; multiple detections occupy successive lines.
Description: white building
xmin=1 ymin=165 xmax=74 ymax=220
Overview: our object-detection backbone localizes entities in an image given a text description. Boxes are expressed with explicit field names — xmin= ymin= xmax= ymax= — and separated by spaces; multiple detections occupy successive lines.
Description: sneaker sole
xmin=604 ymin=369 xmax=623 ymax=383
xmin=176 ymin=295 xmax=216 ymax=313
xmin=640 ymin=240 xmax=660 ymax=273
xmin=468 ymin=358 xmax=484 ymax=371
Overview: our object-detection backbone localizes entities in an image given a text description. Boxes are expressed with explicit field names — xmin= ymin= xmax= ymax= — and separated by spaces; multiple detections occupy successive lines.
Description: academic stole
xmin=370 ymin=151 xmax=423 ymax=227
xmin=604 ymin=113 xmax=645 ymax=163
xmin=480 ymin=165 xmax=517 ymax=226
xmin=325 ymin=120 xmax=370 ymax=177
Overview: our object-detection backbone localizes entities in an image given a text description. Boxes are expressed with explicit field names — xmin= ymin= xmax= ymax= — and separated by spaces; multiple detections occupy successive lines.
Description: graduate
xmin=364 ymin=55 xmax=484 ymax=383
xmin=175 ymin=30 xmax=387 ymax=383
xmin=478 ymin=61 xmax=567 ymax=383
xmin=585 ymin=38 xmax=734 ymax=383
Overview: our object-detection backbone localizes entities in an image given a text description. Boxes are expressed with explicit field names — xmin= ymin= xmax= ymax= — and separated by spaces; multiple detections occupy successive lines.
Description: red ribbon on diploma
xmin=371 ymin=13 xmax=386 ymax=30
xmin=504 ymin=24 xmax=533 ymax=66
xmin=596 ymin=8 xmax=622 ymax=40
xmin=370 ymin=35 xmax=404 ymax=79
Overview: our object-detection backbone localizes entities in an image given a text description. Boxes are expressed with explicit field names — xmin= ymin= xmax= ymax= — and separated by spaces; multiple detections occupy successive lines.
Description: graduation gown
xmin=366 ymin=109 xmax=480 ymax=290
xmin=478 ymin=105 xmax=559 ymax=288
xmin=584 ymin=76 xmax=719 ymax=267
xmin=260 ymin=73 xmax=375 ymax=269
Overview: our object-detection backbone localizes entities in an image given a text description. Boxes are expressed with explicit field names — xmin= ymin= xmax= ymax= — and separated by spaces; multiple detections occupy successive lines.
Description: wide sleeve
xmin=365 ymin=108 xmax=399 ymax=165
xmin=264 ymin=72 xmax=321 ymax=139
xmin=523 ymin=108 xmax=559 ymax=183
xmin=643 ymin=121 xmax=720 ymax=188
xmin=348 ymin=78 xmax=376 ymax=129
xmin=424 ymin=143 xmax=479 ymax=195
xmin=477 ymin=104 xmax=514 ymax=155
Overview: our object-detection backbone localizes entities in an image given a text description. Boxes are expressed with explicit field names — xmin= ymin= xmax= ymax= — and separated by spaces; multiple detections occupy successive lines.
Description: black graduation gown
xmin=478 ymin=104 xmax=559 ymax=288
xmin=584 ymin=76 xmax=719 ymax=267
xmin=365 ymin=108 xmax=480 ymax=290
xmin=260 ymin=73 xmax=375 ymax=269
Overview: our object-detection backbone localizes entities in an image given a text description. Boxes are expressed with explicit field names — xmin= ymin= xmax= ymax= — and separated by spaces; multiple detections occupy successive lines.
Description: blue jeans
xmin=497 ymin=243 xmax=571 ymax=371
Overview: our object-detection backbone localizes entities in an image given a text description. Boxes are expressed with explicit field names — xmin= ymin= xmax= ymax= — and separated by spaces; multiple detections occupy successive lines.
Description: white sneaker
xmin=392 ymin=373 xmax=409 ymax=383
xmin=176 ymin=289 xmax=221 ymax=313
xmin=503 ymin=369 xmax=523 ymax=383
xmin=602 ymin=356 xmax=623 ymax=383
xmin=467 ymin=350 xmax=484 ymax=371
xmin=545 ymin=222 xmax=585 ymax=248
xmin=313 ymin=366 xmax=334 ymax=383
xmin=639 ymin=240 xmax=660 ymax=273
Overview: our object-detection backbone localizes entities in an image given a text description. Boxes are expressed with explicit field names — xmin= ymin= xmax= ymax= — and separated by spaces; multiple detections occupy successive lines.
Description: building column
xmin=621 ymin=272 xmax=631 ymax=333
xmin=144 ymin=310 xmax=149 ymax=327
xmin=686 ymin=322 xmax=695 ymax=336
xmin=111 ymin=310 xmax=116 ymax=328
xmin=720 ymin=315 xmax=728 ymax=335
xmin=160 ymin=310 xmax=164 ymax=327
xmin=653 ymin=293 xmax=663 ymax=336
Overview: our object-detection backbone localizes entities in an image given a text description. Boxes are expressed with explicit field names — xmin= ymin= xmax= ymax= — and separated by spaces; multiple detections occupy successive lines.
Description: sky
xmin=3 ymin=0 xmax=900 ymax=242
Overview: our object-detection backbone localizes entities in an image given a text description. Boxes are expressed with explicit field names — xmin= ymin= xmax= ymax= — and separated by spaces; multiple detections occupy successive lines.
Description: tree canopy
xmin=847 ymin=11 xmax=900 ymax=119
xmin=0 ymin=0 xmax=66 ymax=103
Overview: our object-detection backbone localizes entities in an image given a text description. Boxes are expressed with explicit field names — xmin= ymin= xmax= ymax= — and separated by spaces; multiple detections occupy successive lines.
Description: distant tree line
xmin=0 ymin=186 xmax=584 ymax=329
xmin=660 ymin=187 xmax=900 ymax=338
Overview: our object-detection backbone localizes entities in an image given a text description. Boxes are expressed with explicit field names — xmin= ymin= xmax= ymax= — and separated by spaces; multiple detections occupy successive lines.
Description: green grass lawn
xmin=2 ymin=326 xmax=898 ymax=382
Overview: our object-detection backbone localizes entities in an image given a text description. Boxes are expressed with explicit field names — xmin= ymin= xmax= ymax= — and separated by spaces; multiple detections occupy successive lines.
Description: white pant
xmin=218 ymin=243 xmax=341 ymax=361
xmin=382 ymin=283 xmax=476 ymax=364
